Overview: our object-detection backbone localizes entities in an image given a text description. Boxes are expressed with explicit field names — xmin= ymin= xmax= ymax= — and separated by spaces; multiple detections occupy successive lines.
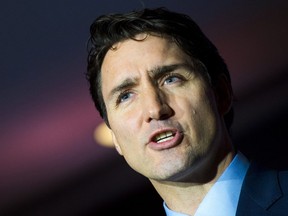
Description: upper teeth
xmin=154 ymin=131 xmax=173 ymax=143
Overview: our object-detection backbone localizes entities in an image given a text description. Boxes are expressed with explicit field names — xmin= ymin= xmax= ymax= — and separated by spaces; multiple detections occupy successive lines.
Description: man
xmin=86 ymin=7 xmax=288 ymax=215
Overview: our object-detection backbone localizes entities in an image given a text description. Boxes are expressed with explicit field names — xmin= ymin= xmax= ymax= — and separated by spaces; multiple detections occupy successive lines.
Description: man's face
xmin=101 ymin=34 xmax=225 ymax=182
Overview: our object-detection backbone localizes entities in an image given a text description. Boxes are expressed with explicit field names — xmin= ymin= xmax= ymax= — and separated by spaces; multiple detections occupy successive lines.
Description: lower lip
xmin=148 ymin=131 xmax=183 ymax=151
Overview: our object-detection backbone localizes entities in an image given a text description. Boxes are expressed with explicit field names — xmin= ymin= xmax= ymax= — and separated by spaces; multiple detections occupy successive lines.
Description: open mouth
xmin=153 ymin=131 xmax=174 ymax=143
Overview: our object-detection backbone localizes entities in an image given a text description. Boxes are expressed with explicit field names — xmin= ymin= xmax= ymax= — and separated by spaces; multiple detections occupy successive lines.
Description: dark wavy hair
xmin=86 ymin=7 xmax=234 ymax=129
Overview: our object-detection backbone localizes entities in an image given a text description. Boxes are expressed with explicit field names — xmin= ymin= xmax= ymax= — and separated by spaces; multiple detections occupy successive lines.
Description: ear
xmin=111 ymin=131 xmax=123 ymax=155
xmin=214 ymin=74 xmax=233 ymax=115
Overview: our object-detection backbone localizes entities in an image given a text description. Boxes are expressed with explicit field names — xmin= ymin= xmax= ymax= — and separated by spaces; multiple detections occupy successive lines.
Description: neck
xmin=150 ymin=150 xmax=236 ymax=215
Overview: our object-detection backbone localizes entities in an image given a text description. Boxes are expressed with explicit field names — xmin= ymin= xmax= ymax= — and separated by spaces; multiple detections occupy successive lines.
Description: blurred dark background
xmin=1 ymin=0 xmax=288 ymax=215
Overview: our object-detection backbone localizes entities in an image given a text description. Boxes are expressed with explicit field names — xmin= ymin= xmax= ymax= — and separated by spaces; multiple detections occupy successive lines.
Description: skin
xmin=101 ymin=34 xmax=235 ymax=215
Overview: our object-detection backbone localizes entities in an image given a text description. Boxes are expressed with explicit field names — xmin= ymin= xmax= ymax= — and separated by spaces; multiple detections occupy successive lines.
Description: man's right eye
xmin=117 ymin=91 xmax=133 ymax=104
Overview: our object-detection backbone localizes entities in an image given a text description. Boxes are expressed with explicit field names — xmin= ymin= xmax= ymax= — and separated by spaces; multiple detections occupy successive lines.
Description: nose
xmin=142 ymin=86 xmax=173 ymax=122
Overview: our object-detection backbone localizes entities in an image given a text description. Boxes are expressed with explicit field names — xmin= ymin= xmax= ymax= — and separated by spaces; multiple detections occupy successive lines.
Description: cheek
xmin=175 ymin=86 xmax=217 ymax=120
xmin=180 ymin=88 xmax=219 ymax=135
xmin=192 ymin=85 xmax=219 ymax=117
xmin=108 ymin=112 xmax=139 ymax=147
xmin=196 ymin=93 xmax=220 ymax=143
xmin=110 ymin=119 xmax=145 ymax=171
xmin=195 ymin=90 xmax=219 ymax=127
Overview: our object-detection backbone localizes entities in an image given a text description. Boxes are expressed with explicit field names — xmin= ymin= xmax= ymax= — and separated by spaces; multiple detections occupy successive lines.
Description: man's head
xmin=86 ymin=7 xmax=233 ymax=131
xmin=86 ymin=7 xmax=235 ymax=182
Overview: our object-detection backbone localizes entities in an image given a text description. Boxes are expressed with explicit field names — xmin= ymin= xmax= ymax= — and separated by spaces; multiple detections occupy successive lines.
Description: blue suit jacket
xmin=236 ymin=161 xmax=288 ymax=216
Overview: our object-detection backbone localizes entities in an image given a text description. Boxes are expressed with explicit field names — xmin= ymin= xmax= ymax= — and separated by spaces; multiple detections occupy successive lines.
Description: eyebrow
xmin=148 ymin=63 xmax=192 ymax=79
xmin=107 ymin=77 xmax=137 ymax=101
xmin=107 ymin=63 xmax=192 ymax=100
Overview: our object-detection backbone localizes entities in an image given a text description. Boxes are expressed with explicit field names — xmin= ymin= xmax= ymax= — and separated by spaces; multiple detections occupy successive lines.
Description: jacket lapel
xmin=236 ymin=162 xmax=282 ymax=216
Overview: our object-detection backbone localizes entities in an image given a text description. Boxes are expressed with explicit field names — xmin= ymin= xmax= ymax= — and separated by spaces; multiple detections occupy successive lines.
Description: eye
xmin=117 ymin=91 xmax=134 ymax=104
xmin=163 ymin=74 xmax=182 ymax=85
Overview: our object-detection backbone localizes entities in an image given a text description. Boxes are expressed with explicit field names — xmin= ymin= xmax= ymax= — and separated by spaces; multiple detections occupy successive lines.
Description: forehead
xmin=100 ymin=35 xmax=190 ymax=97
xmin=106 ymin=35 xmax=178 ymax=60
xmin=101 ymin=34 xmax=188 ymax=73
